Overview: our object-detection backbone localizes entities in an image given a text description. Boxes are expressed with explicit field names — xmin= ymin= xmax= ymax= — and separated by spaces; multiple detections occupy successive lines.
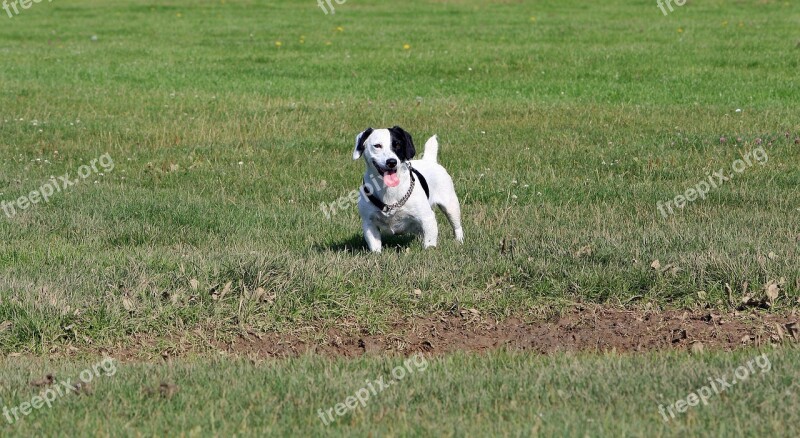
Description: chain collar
xmin=380 ymin=164 xmax=416 ymax=213
xmin=363 ymin=162 xmax=417 ymax=214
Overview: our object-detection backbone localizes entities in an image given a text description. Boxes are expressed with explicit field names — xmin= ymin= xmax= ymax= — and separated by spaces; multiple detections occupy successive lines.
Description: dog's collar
xmin=363 ymin=163 xmax=429 ymax=213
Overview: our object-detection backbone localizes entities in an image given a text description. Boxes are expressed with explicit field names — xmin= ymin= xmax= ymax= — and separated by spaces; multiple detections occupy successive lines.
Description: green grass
xmin=1 ymin=0 xmax=798 ymax=352
xmin=1 ymin=1 xmax=800 ymax=434
xmin=1 ymin=347 xmax=798 ymax=436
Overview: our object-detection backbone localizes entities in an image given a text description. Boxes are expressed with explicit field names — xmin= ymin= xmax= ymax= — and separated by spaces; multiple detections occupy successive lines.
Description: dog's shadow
xmin=316 ymin=233 xmax=417 ymax=253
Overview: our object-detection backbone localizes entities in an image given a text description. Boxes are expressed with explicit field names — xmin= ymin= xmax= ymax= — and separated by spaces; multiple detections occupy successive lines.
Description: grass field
xmin=1 ymin=0 xmax=799 ymax=435
xmin=1 ymin=348 xmax=798 ymax=436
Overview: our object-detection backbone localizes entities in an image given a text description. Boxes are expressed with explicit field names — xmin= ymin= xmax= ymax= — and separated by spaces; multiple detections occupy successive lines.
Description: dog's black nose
xmin=386 ymin=159 xmax=397 ymax=169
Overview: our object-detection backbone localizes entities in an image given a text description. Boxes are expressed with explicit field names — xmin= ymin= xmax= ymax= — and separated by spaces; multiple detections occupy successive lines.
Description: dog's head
xmin=352 ymin=126 xmax=416 ymax=187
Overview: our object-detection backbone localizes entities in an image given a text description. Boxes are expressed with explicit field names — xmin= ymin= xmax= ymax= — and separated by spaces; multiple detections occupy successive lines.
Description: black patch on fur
xmin=412 ymin=167 xmax=430 ymax=199
xmin=389 ymin=126 xmax=416 ymax=161
xmin=356 ymin=127 xmax=374 ymax=156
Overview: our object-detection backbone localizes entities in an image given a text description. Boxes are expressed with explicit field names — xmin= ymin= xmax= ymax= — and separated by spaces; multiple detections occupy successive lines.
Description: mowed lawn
xmin=2 ymin=348 xmax=800 ymax=436
xmin=1 ymin=0 xmax=800 ymax=435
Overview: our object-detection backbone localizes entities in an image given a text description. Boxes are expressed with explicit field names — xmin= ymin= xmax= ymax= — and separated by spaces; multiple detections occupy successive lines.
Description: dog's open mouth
xmin=373 ymin=160 xmax=400 ymax=187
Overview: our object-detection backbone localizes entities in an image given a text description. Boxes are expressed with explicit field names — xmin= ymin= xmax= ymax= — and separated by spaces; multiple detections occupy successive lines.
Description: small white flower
xmin=735 ymin=108 xmax=742 ymax=112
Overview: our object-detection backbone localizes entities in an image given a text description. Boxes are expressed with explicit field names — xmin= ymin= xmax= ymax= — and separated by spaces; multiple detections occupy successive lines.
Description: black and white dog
xmin=353 ymin=126 xmax=463 ymax=252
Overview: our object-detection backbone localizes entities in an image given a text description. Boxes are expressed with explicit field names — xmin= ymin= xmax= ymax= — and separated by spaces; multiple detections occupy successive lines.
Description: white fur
xmin=353 ymin=128 xmax=464 ymax=253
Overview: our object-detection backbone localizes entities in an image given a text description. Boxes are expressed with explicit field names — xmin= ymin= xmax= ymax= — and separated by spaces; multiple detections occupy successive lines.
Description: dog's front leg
xmin=363 ymin=222 xmax=382 ymax=253
xmin=420 ymin=211 xmax=439 ymax=249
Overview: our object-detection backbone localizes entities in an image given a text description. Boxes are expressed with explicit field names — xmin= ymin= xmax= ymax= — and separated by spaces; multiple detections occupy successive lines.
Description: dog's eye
xmin=374 ymin=144 xmax=383 ymax=149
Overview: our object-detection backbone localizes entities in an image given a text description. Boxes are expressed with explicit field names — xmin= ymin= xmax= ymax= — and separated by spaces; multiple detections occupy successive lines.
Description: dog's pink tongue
xmin=383 ymin=172 xmax=400 ymax=187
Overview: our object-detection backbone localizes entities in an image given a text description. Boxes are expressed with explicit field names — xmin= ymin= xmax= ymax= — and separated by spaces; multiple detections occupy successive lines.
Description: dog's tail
xmin=422 ymin=135 xmax=439 ymax=163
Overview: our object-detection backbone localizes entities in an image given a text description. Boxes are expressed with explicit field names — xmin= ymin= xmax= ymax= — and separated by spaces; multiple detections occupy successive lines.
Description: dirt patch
xmin=221 ymin=306 xmax=800 ymax=359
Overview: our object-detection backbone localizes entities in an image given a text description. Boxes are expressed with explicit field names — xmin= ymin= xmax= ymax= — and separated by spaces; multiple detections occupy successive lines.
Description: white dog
xmin=352 ymin=126 xmax=463 ymax=252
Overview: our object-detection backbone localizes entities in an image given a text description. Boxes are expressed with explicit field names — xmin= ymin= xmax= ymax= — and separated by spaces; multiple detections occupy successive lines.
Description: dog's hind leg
xmin=437 ymin=199 xmax=464 ymax=243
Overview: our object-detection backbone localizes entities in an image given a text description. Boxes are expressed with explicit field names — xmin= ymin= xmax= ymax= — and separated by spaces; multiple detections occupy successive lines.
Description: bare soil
xmin=218 ymin=306 xmax=800 ymax=359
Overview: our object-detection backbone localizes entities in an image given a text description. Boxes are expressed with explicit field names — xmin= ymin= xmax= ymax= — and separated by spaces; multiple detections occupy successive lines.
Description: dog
xmin=352 ymin=126 xmax=463 ymax=252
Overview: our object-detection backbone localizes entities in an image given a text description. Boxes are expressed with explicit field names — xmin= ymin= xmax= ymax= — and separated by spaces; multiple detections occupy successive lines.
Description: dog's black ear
xmin=353 ymin=128 xmax=374 ymax=160
xmin=389 ymin=126 xmax=415 ymax=161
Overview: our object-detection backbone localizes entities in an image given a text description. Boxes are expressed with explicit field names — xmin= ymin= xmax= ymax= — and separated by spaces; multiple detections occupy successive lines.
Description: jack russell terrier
xmin=352 ymin=126 xmax=463 ymax=252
